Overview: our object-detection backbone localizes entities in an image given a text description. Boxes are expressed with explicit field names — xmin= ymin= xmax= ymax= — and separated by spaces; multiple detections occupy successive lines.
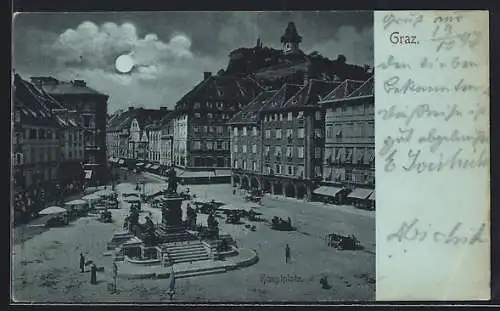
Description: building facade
xmin=319 ymin=77 xmax=375 ymax=206
xmin=31 ymin=77 xmax=109 ymax=184
xmin=12 ymin=74 xmax=84 ymax=222
xmin=229 ymin=90 xmax=278 ymax=190
xmin=106 ymin=107 xmax=170 ymax=166
xmin=258 ymin=80 xmax=341 ymax=200
xmin=172 ymin=72 xmax=263 ymax=170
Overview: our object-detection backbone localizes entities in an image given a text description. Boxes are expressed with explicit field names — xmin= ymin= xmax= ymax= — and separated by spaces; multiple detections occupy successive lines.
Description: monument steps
xmin=168 ymin=248 xmax=207 ymax=256
xmin=166 ymin=240 xmax=210 ymax=264
xmin=171 ymin=254 xmax=210 ymax=264
xmin=175 ymin=267 xmax=227 ymax=279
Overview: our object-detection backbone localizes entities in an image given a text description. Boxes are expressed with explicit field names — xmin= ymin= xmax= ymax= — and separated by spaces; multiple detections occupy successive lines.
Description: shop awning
xmin=313 ymin=186 xmax=343 ymax=197
xmin=347 ymin=188 xmax=373 ymax=200
xmin=84 ymin=170 xmax=93 ymax=179
xmin=368 ymin=190 xmax=375 ymax=201
xmin=136 ymin=162 xmax=144 ymax=167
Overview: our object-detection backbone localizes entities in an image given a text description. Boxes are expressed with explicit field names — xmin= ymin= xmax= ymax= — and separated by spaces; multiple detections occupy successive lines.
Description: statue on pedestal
xmin=166 ymin=167 xmax=178 ymax=194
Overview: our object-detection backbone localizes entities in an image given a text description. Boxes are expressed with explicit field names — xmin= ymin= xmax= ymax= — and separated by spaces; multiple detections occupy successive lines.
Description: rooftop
xmin=228 ymin=90 xmax=278 ymax=125
xmin=320 ymin=79 xmax=367 ymax=103
xmin=175 ymin=75 xmax=263 ymax=111
xmin=30 ymin=76 xmax=108 ymax=97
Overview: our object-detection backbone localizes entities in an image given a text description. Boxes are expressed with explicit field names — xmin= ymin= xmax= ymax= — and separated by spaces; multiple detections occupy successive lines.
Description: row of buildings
xmin=12 ymin=74 xmax=109 ymax=222
xmin=229 ymin=77 xmax=374 ymax=206
xmin=105 ymin=22 xmax=374 ymax=208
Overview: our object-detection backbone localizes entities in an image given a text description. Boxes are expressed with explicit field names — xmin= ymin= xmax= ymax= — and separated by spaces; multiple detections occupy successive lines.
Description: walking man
xmin=168 ymin=266 xmax=176 ymax=301
xmin=80 ymin=252 xmax=85 ymax=273
xmin=285 ymin=244 xmax=291 ymax=264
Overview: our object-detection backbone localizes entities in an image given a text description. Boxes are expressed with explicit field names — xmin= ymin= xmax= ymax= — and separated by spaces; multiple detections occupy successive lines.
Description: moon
xmin=115 ymin=54 xmax=135 ymax=73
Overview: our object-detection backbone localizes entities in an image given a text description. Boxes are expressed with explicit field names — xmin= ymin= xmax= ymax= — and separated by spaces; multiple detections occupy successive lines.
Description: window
xmin=217 ymin=126 xmax=223 ymax=134
xmin=207 ymin=102 xmax=213 ymax=109
xmin=15 ymin=153 xmax=23 ymax=165
xmin=275 ymin=164 xmax=282 ymax=174
xmin=315 ymin=147 xmax=322 ymax=159
xmin=265 ymin=146 xmax=270 ymax=156
xmin=207 ymin=113 xmax=213 ymax=119
xmin=216 ymin=140 xmax=223 ymax=150
xmin=359 ymin=123 xmax=365 ymax=137
xmin=287 ymin=112 xmax=293 ymax=121
xmin=367 ymin=122 xmax=375 ymax=137
xmin=286 ymin=129 xmax=293 ymax=139
xmin=297 ymin=111 xmax=304 ymax=119
xmin=243 ymin=127 xmax=247 ymax=136
xmin=15 ymin=133 xmax=22 ymax=145
xmin=287 ymin=165 xmax=293 ymax=175
xmin=315 ymin=166 xmax=322 ymax=177
xmin=336 ymin=125 xmax=343 ymax=137
xmin=194 ymin=102 xmax=201 ymax=109
xmin=193 ymin=140 xmax=201 ymax=150
xmin=203 ymin=126 xmax=208 ymax=133
xmin=315 ymin=128 xmax=322 ymax=138
xmin=252 ymin=161 xmax=257 ymax=171
xmin=265 ymin=130 xmax=271 ymax=139
xmin=315 ymin=111 xmax=322 ymax=120
xmin=298 ymin=128 xmax=305 ymax=138
xmin=217 ymin=102 xmax=224 ymax=109
xmin=38 ymin=129 xmax=46 ymax=139
xmin=276 ymin=129 xmax=282 ymax=139
xmin=275 ymin=146 xmax=281 ymax=156
xmin=252 ymin=127 xmax=258 ymax=136
xmin=233 ymin=127 xmax=238 ymax=136
xmin=242 ymin=145 xmax=247 ymax=153
xmin=298 ymin=147 xmax=304 ymax=158
xmin=264 ymin=115 xmax=268 ymax=122
xmin=206 ymin=141 xmax=213 ymax=150
xmin=15 ymin=111 xmax=21 ymax=123
xmin=326 ymin=126 xmax=333 ymax=138
xmin=209 ymin=126 xmax=215 ymax=133
xmin=194 ymin=113 xmax=201 ymax=119
xmin=222 ymin=141 xmax=228 ymax=150
xmin=297 ymin=165 xmax=304 ymax=178
xmin=279 ymin=114 xmax=284 ymax=121
xmin=252 ymin=144 xmax=257 ymax=153
xmin=233 ymin=144 xmax=238 ymax=152
xmin=286 ymin=147 xmax=293 ymax=158
xmin=233 ymin=159 xmax=239 ymax=168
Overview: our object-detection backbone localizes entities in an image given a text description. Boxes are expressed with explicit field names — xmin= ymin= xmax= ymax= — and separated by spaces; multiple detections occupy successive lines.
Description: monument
xmin=156 ymin=167 xmax=190 ymax=242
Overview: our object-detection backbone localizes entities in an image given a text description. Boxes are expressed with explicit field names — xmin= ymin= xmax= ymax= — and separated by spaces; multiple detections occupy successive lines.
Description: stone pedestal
xmin=156 ymin=192 xmax=189 ymax=242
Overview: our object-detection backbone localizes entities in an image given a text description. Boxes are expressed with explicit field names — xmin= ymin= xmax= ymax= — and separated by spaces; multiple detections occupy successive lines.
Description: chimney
xmin=204 ymin=72 xmax=212 ymax=80
xmin=73 ymin=80 xmax=87 ymax=87
xmin=128 ymin=107 xmax=134 ymax=111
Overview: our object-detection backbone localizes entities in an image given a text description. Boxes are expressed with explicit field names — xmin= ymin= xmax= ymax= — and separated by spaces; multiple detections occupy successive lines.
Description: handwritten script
xmin=377 ymin=12 xmax=489 ymax=175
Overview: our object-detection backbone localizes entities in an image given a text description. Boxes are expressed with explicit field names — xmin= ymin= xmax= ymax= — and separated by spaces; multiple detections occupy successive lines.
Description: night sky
xmin=13 ymin=11 xmax=373 ymax=113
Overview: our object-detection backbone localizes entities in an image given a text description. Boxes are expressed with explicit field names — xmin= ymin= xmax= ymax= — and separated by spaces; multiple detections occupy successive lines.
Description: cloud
xmin=17 ymin=21 xmax=224 ymax=112
xmin=310 ymin=25 xmax=374 ymax=66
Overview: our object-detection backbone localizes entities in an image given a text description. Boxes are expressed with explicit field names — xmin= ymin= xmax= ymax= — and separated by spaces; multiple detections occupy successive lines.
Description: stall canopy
xmin=313 ymin=186 xmax=343 ymax=197
xmin=118 ymin=159 xmax=125 ymax=165
xmin=367 ymin=190 xmax=375 ymax=201
xmin=39 ymin=206 xmax=67 ymax=215
xmin=136 ymin=162 xmax=144 ymax=167
xmin=66 ymin=199 xmax=87 ymax=205
xmin=151 ymin=165 xmax=160 ymax=170
xmin=144 ymin=164 xmax=152 ymax=169
xmin=347 ymin=188 xmax=374 ymax=200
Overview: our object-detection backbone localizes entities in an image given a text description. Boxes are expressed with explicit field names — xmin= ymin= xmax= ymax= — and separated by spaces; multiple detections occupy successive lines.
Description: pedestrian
xmin=285 ymin=244 xmax=291 ymax=264
xmin=90 ymin=263 xmax=97 ymax=284
xmin=80 ymin=252 xmax=85 ymax=273
xmin=168 ymin=266 xmax=176 ymax=301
